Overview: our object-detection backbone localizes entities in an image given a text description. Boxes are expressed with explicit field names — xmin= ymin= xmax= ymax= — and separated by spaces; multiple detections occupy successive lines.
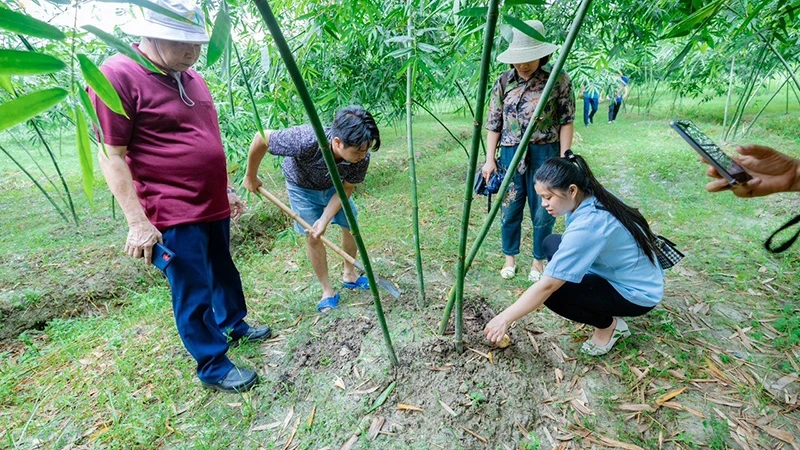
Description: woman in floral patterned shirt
xmin=481 ymin=19 xmax=575 ymax=282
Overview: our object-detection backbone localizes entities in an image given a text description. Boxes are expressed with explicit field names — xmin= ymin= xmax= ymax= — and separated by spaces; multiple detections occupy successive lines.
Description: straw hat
xmin=120 ymin=0 xmax=209 ymax=44
xmin=497 ymin=20 xmax=559 ymax=64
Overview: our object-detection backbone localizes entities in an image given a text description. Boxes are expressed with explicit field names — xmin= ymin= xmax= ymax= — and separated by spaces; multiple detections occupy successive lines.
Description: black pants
xmin=608 ymin=99 xmax=622 ymax=122
xmin=542 ymin=234 xmax=653 ymax=329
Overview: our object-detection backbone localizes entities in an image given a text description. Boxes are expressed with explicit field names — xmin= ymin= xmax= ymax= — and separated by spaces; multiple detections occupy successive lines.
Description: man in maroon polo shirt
xmin=89 ymin=0 xmax=270 ymax=393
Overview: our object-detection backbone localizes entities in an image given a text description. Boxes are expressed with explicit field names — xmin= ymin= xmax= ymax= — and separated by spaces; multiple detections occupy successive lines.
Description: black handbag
xmin=654 ymin=235 xmax=684 ymax=269
xmin=474 ymin=166 xmax=507 ymax=212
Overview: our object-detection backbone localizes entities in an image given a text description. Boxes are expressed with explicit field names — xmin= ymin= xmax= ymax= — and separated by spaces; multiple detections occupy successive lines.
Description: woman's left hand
xmin=484 ymin=315 xmax=510 ymax=344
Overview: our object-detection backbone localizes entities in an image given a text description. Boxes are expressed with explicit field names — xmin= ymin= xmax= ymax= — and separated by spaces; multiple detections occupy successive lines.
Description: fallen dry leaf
xmin=307 ymin=406 xmax=316 ymax=428
xmin=348 ymin=386 xmax=379 ymax=396
xmin=463 ymin=427 xmax=488 ymax=444
xmin=397 ymin=403 xmax=423 ymax=412
xmin=438 ymin=399 xmax=458 ymax=417
xmin=281 ymin=417 xmax=300 ymax=450
xmin=618 ymin=403 xmax=655 ymax=413
xmin=655 ymin=386 xmax=686 ymax=404
xmin=340 ymin=434 xmax=359 ymax=450
xmin=527 ymin=331 xmax=540 ymax=354
xmin=367 ymin=416 xmax=385 ymax=440
xmin=555 ymin=368 xmax=563 ymax=384
xmin=334 ymin=377 xmax=346 ymax=390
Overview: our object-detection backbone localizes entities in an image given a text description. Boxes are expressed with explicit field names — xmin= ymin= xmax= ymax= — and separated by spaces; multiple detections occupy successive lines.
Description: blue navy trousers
xmin=499 ymin=142 xmax=559 ymax=260
xmin=161 ymin=218 xmax=251 ymax=384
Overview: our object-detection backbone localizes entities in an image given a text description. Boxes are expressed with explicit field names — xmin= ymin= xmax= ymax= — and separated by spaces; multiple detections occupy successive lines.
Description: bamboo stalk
xmin=30 ymin=118 xmax=79 ymax=224
xmin=441 ymin=0 xmax=594 ymax=335
xmin=406 ymin=0 xmax=426 ymax=306
xmin=452 ymin=0 xmax=500 ymax=353
xmin=412 ymin=99 xmax=468 ymax=156
xmin=730 ymin=45 xmax=769 ymax=140
xmin=0 ymin=143 xmax=69 ymax=222
xmin=252 ymin=0 xmax=398 ymax=366
xmin=722 ymin=55 xmax=735 ymax=139
xmin=744 ymin=70 xmax=797 ymax=135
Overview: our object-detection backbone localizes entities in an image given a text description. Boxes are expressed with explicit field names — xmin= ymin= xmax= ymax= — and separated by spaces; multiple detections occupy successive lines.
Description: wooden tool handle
xmin=257 ymin=186 xmax=358 ymax=265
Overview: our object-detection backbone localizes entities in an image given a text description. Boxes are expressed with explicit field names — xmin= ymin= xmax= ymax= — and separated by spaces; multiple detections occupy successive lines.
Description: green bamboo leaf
xmin=77 ymin=87 xmax=107 ymax=157
xmin=94 ymin=0 xmax=198 ymax=25
xmin=417 ymin=43 xmax=441 ymax=53
xmin=0 ymin=75 xmax=12 ymax=93
xmin=0 ymin=7 xmax=66 ymax=40
xmin=206 ymin=7 xmax=230 ymax=67
xmin=0 ymin=50 xmax=66 ymax=76
xmin=504 ymin=0 xmax=547 ymax=5
xmin=456 ymin=7 xmax=488 ymax=17
xmin=503 ymin=15 xmax=551 ymax=43
xmin=0 ymin=88 xmax=68 ymax=132
xmin=662 ymin=0 xmax=725 ymax=39
xmin=366 ymin=382 xmax=396 ymax=413
xmin=82 ymin=25 xmax=164 ymax=74
xmin=77 ymin=54 xmax=128 ymax=118
xmin=74 ymin=106 xmax=94 ymax=207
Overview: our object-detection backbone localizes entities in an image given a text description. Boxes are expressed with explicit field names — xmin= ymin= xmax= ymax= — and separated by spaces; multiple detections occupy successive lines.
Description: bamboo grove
xmin=1 ymin=0 xmax=799 ymax=362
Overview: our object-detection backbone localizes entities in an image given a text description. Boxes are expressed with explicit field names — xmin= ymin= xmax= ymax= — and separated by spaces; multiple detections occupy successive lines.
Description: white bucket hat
xmin=120 ymin=0 xmax=209 ymax=44
xmin=497 ymin=20 xmax=559 ymax=64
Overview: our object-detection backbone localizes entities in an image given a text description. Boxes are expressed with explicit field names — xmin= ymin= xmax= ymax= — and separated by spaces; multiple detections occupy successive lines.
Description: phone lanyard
xmin=765 ymin=213 xmax=800 ymax=253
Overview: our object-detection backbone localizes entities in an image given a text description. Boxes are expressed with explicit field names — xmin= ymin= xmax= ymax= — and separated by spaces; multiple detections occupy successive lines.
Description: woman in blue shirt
xmin=484 ymin=151 xmax=664 ymax=355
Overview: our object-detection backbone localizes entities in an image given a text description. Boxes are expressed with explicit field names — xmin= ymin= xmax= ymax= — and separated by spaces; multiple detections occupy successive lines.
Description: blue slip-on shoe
xmin=317 ymin=293 xmax=340 ymax=313
xmin=342 ymin=275 xmax=370 ymax=290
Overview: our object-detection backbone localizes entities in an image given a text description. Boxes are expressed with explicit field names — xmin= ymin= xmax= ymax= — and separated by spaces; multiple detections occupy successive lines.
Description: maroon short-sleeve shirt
xmin=89 ymin=45 xmax=230 ymax=230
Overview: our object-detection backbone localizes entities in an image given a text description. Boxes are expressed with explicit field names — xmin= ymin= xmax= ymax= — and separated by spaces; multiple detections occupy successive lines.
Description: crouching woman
xmin=484 ymin=151 xmax=664 ymax=355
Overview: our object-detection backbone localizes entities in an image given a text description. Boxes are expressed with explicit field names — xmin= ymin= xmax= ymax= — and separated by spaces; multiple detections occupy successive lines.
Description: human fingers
xmin=705 ymin=178 xmax=732 ymax=193
xmin=143 ymin=242 xmax=153 ymax=265
xmin=737 ymin=144 xmax=775 ymax=158
xmin=706 ymin=165 xmax=724 ymax=179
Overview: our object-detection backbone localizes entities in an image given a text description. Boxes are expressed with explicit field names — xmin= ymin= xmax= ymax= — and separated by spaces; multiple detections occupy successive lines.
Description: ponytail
xmin=535 ymin=151 xmax=659 ymax=263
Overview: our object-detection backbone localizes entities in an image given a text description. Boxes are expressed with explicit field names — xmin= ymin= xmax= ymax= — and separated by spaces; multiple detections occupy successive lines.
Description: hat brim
xmin=120 ymin=19 xmax=209 ymax=44
xmin=497 ymin=43 xmax=559 ymax=64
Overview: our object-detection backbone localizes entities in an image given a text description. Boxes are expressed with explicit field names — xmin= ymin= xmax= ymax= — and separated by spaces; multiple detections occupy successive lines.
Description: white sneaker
xmin=500 ymin=266 xmax=517 ymax=279
xmin=528 ymin=269 xmax=542 ymax=282
xmin=581 ymin=317 xmax=631 ymax=356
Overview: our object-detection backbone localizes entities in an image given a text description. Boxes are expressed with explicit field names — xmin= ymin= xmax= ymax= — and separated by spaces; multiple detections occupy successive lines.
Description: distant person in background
xmin=481 ymin=19 xmax=575 ymax=283
xmin=580 ymin=84 xmax=600 ymax=127
xmin=607 ymin=72 xmax=629 ymax=123
xmin=90 ymin=0 xmax=271 ymax=394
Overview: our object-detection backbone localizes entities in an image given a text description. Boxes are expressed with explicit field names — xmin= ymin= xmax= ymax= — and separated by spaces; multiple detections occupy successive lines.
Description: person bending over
xmin=244 ymin=106 xmax=380 ymax=313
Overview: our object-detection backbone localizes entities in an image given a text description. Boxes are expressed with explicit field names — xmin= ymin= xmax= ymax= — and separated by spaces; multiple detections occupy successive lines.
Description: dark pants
xmin=583 ymin=94 xmax=599 ymax=125
xmin=499 ymin=143 xmax=559 ymax=260
xmin=162 ymin=218 xmax=251 ymax=383
xmin=542 ymin=234 xmax=653 ymax=329
xmin=608 ymin=98 xmax=622 ymax=122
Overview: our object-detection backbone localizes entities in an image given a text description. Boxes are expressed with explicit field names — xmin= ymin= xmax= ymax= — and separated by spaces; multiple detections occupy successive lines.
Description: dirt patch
xmin=291 ymin=316 xmax=375 ymax=373
xmin=375 ymin=300 xmax=562 ymax=448
xmin=0 ymin=246 xmax=154 ymax=342
xmin=231 ymin=203 xmax=292 ymax=253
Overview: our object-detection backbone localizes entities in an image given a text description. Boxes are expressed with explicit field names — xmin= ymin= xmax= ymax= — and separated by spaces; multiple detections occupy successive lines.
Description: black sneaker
xmin=202 ymin=366 xmax=258 ymax=393
xmin=231 ymin=325 xmax=272 ymax=346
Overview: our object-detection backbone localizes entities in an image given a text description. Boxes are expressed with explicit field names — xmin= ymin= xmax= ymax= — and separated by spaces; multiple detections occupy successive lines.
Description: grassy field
xmin=0 ymin=89 xmax=799 ymax=449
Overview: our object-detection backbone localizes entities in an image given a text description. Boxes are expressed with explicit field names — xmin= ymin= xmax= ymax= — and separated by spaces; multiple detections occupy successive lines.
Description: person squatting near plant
xmin=243 ymin=106 xmax=380 ymax=313
xmin=484 ymin=151 xmax=665 ymax=356
xmin=481 ymin=19 xmax=575 ymax=283
xmin=90 ymin=0 xmax=271 ymax=394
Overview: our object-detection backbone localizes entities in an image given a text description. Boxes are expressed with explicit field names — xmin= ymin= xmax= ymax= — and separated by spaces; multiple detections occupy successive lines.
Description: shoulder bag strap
xmin=764 ymin=213 xmax=800 ymax=253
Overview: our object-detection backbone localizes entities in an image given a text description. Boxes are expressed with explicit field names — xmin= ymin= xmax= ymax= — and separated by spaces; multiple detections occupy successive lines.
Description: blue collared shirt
xmin=544 ymin=196 xmax=664 ymax=307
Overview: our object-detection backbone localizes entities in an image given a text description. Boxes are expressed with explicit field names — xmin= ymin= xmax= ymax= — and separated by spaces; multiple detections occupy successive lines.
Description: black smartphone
xmin=670 ymin=120 xmax=752 ymax=185
xmin=152 ymin=243 xmax=175 ymax=271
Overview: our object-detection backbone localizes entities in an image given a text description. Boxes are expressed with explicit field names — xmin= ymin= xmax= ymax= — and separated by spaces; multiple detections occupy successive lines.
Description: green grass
xmin=1 ymin=92 xmax=799 ymax=448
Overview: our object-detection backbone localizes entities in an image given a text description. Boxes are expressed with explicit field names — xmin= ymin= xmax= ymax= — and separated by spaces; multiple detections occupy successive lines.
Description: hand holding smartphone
xmin=152 ymin=243 xmax=174 ymax=271
xmin=670 ymin=120 xmax=752 ymax=185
